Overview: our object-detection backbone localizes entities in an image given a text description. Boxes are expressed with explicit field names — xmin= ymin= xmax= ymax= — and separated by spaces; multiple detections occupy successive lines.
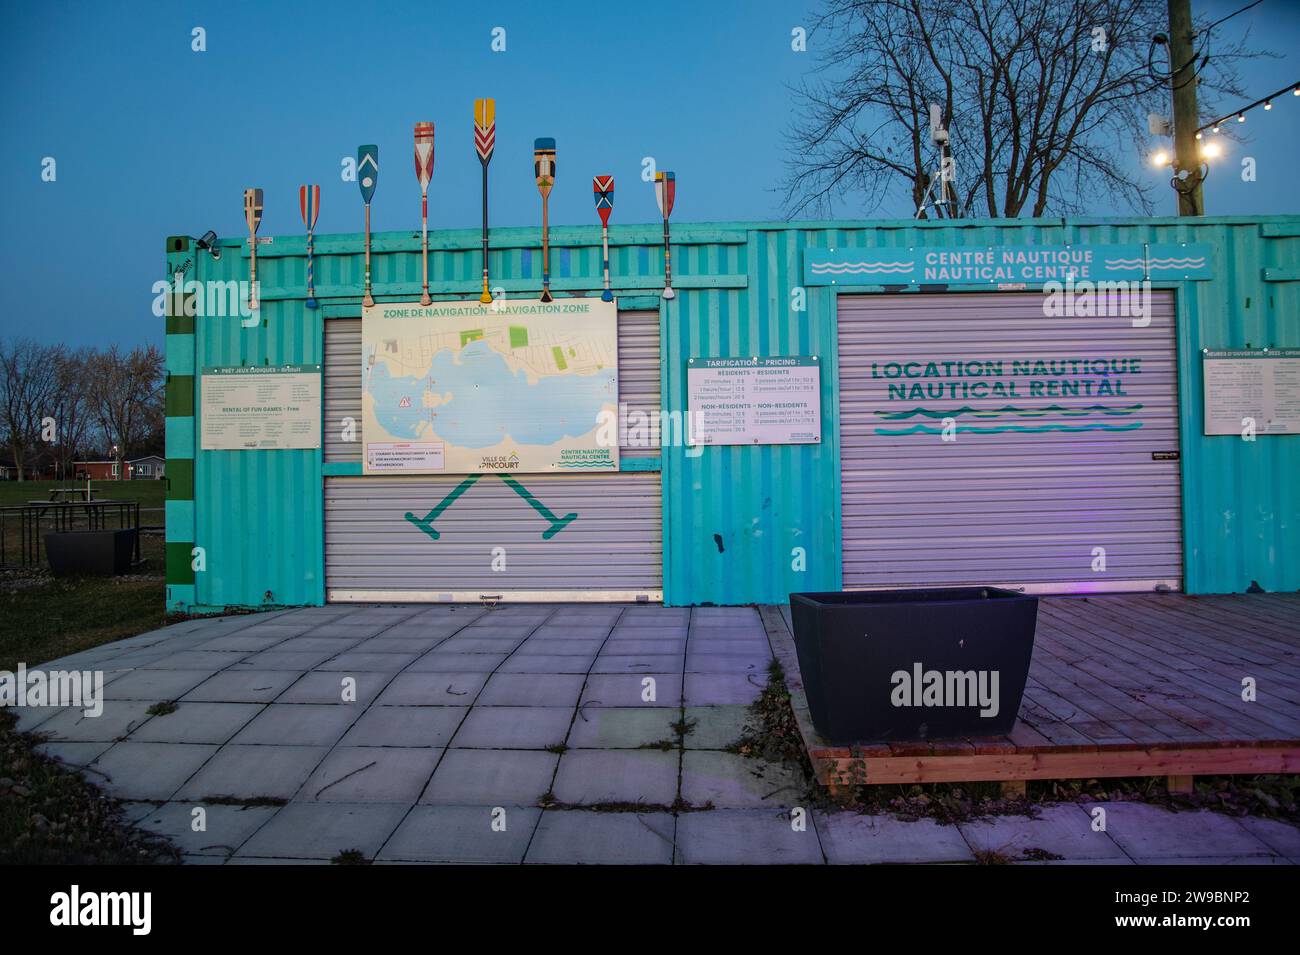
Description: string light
xmin=1197 ymin=80 xmax=1300 ymax=135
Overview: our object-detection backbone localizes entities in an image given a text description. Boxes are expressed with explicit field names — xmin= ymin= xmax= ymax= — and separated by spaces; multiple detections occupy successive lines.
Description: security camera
xmin=196 ymin=230 xmax=221 ymax=260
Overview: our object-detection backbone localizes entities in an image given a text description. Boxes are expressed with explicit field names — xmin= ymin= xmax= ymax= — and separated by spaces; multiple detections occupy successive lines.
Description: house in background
xmin=74 ymin=460 xmax=121 ymax=480
xmin=72 ymin=457 xmax=165 ymax=480
xmin=127 ymin=455 xmax=165 ymax=480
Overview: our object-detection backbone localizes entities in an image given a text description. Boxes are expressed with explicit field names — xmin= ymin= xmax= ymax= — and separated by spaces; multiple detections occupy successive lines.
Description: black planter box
xmin=45 ymin=529 xmax=137 ymax=577
xmin=789 ymin=588 xmax=1038 ymax=743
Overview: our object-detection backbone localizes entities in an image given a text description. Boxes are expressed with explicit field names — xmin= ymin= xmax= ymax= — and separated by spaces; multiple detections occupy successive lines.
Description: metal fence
xmin=0 ymin=500 xmax=142 ymax=569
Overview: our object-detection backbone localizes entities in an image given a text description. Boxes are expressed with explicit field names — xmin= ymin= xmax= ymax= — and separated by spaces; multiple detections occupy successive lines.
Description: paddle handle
xmin=601 ymin=226 xmax=612 ymax=302
xmin=420 ymin=194 xmax=431 ymax=306
xmin=662 ymin=216 xmax=674 ymax=297
xmin=363 ymin=204 xmax=374 ymax=308
xmin=249 ymin=229 xmax=259 ymax=311
xmin=480 ymin=163 xmax=491 ymax=304
xmin=305 ymin=230 xmax=317 ymax=309
xmin=540 ymin=194 xmax=552 ymax=303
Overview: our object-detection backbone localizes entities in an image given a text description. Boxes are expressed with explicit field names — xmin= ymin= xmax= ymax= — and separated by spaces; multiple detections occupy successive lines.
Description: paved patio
xmin=10 ymin=603 xmax=1298 ymax=864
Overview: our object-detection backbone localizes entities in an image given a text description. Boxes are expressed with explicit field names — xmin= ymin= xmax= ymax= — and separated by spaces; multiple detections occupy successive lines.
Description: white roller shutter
xmin=837 ymin=291 xmax=1183 ymax=593
xmin=322 ymin=308 xmax=662 ymax=601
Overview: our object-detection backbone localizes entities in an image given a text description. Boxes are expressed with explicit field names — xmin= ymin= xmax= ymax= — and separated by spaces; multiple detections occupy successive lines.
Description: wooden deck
xmin=763 ymin=593 xmax=1300 ymax=789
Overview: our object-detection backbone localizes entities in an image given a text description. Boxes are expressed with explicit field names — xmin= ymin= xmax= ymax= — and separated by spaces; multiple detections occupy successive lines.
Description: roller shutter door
xmin=838 ymin=291 xmax=1182 ymax=593
xmin=322 ymin=309 xmax=662 ymax=601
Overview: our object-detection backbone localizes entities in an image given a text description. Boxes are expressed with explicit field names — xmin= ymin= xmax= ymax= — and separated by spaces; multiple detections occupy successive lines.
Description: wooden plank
xmin=1036 ymin=602 xmax=1300 ymax=737
xmin=823 ymin=745 xmax=1300 ymax=786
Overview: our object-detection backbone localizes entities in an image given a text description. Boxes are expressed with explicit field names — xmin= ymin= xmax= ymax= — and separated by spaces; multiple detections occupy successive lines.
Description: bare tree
xmin=48 ymin=347 xmax=95 ymax=480
xmin=0 ymin=338 xmax=61 ymax=481
xmin=86 ymin=345 xmax=164 ymax=478
xmin=782 ymin=0 xmax=1256 ymax=218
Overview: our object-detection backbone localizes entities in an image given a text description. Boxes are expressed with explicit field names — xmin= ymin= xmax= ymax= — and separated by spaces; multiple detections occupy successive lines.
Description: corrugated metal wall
xmin=837 ymin=291 xmax=1182 ymax=591
xmin=169 ymin=214 xmax=1300 ymax=611
xmin=324 ymin=472 xmax=662 ymax=601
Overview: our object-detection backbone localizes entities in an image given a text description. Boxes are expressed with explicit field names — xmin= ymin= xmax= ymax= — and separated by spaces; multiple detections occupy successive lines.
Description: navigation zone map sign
xmin=200 ymin=365 xmax=321 ymax=451
xmin=362 ymin=298 xmax=619 ymax=474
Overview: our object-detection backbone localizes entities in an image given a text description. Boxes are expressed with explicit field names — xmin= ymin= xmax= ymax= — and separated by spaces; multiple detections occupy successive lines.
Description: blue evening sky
xmin=1 ymin=0 xmax=1297 ymax=346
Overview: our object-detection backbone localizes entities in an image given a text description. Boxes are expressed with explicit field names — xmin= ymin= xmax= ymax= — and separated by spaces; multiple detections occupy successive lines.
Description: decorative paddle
xmin=298 ymin=185 xmax=321 ymax=309
xmin=534 ymin=137 xmax=556 ymax=303
xmin=654 ymin=171 xmax=676 ymax=299
xmin=413 ymin=123 xmax=435 ymax=306
xmin=474 ymin=99 xmax=496 ymax=304
xmin=243 ymin=188 xmax=264 ymax=312
xmin=593 ymin=175 xmax=615 ymax=302
xmin=358 ymin=144 xmax=379 ymax=307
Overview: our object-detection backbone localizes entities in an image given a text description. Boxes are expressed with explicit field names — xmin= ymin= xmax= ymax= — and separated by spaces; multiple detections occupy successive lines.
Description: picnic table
xmin=46 ymin=487 xmax=100 ymax=502
xmin=16 ymin=497 xmax=141 ymax=567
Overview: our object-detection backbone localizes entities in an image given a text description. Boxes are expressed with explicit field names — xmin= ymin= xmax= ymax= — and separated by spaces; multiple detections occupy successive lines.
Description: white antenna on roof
xmin=916 ymin=103 xmax=957 ymax=219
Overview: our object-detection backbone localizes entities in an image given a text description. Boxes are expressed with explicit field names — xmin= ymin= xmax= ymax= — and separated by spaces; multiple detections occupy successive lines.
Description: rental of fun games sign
xmin=200 ymin=365 xmax=322 ymax=450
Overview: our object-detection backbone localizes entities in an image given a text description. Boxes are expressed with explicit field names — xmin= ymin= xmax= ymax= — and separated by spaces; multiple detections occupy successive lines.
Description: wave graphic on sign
xmin=1103 ymin=256 xmax=1206 ymax=270
xmin=874 ymin=422 xmax=1145 ymax=435
xmin=808 ymin=261 xmax=915 ymax=275
xmin=876 ymin=404 xmax=1144 ymax=419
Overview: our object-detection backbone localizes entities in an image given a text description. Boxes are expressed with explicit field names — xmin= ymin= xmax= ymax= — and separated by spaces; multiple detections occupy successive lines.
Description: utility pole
xmin=1168 ymin=0 xmax=1203 ymax=215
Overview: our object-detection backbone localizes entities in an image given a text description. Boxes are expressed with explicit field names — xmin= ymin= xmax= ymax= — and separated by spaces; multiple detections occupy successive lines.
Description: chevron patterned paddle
xmin=358 ymin=144 xmax=379 ymax=307
xmin=593 ymin=175 xmax=614 ymax=302
xmin=414 ymin=122 xmax=435 ymax=305
xmin=243 ymin=188 xmax=264 ymax=312
xmin=534 ymin=137 xmax=556 ymax=303
xmin=474 ymin=99 xmax=496 ymax=304
xmin=299 ymin=185 xmax=321 ymax=309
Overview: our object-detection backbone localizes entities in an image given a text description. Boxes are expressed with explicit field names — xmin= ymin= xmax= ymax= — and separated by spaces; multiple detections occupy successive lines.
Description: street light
xmin=1151 ymin=150 xmax=1170 ymax=167
xmin=1201 ymin=140 xmax=1222 ymax=159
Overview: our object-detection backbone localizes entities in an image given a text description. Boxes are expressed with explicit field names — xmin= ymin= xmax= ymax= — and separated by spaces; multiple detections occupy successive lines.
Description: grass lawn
xmin=0 ymin=478 xmax=166 ymax=509
xmin=1 ymin=531 xmax=167 ymax=672
xmin=0 ymin=510 xmax=177 ymax=863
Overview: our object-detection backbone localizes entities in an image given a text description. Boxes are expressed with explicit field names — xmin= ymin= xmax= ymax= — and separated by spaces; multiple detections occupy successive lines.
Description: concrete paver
xmin=815 ymin=812 xmax=975 ymax=864
xmin=676 ymin=809 xmax=823 ymax=864
xmin=551 ymin=749 xmax=679 ymax=805
xmin=235 ymin=802 xmax=408 ymax=860
xmin=527 ymin=810 xmax=675 ymax=864
xmin=17 ymin=602 xmax=1290 ymax=866
xmin=421 ymin=749 xmax=559 ymax=805
xmin=1083 ymin=802 xmax=1278 ymax=860
xmin=379 ymin=806 xmax=540 ymax=863
xmin=339 ymin=705 xmax=467 ymax=748
xmin=958 ymin=804 xmax=1128 ymax=862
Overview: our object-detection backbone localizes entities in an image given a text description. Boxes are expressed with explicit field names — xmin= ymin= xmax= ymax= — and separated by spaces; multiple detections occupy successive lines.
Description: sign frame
xmin=686 ymin=355 xmax=822 ymax=448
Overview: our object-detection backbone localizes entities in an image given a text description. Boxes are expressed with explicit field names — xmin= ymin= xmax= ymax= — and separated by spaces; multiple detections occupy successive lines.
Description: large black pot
xmin=788 ymin=588 xmax=1038 ymax=743
xmin=45 ymin=529 xmax=137 ymax=577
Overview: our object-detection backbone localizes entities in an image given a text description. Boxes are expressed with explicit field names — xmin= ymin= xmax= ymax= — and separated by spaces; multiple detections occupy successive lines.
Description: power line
xmin=1199 ymin=0 xmax=1264 ymax=37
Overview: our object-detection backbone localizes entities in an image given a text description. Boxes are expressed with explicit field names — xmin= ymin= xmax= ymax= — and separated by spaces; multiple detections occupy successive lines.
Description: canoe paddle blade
xmin=414 ymin=122 xmax=435 ymax=194
xmin=474 ymin=99 xmax=496 ymax=165
xmin=358 ymin=145 xmax=379 ymax=204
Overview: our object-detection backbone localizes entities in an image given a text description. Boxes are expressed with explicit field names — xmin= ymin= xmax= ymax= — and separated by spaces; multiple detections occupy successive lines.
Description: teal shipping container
xmin=163 ymin=214 xmax=1299 ymax=612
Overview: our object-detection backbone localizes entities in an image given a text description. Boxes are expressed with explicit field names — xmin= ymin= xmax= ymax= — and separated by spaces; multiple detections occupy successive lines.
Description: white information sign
xmin=1203 ymin=349 xmax=1300 ymax=435
xmin=687 ymin=356 xmax=822 ymax=446
xmin=200 ymin=365 xmax=322 ymax=450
